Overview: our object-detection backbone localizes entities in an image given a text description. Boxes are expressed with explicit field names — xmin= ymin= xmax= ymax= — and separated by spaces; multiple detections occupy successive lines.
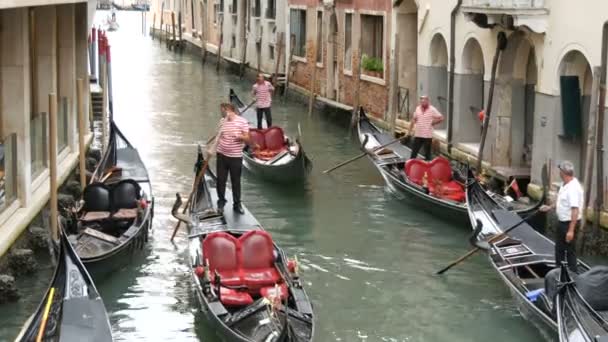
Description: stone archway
xmin=428 ymin=33 xmax=448 ymax=128
xmin=454 ymin=37 xmax=485 ymax=145
xmin=326 ymin=11 xmax=339 ymax=100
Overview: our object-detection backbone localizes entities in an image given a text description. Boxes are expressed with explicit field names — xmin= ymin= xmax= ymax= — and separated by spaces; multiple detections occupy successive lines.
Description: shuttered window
xmin=290 ymin=9 xmax=306 ymax=58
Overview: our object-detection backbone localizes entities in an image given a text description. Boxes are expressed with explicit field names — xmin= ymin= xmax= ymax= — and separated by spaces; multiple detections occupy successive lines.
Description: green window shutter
xmin=559 ymin=76 xmax=582 ymax=139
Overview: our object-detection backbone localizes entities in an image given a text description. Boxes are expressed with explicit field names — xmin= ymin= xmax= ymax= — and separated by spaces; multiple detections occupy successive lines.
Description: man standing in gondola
xmin=252 ymin=73 xmax=274 ymax=129
xmin=540 ymin=161 xmax=583 ymax=272
xmin=408 ymin=95 xmax=444 ymax=160
xmin=215 ymin=103 xmax=253 ymax=215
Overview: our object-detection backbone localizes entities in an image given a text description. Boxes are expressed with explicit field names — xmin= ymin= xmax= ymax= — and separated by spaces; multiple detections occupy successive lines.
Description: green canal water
xmin=0 ymin=11 xmax=550 ymax=341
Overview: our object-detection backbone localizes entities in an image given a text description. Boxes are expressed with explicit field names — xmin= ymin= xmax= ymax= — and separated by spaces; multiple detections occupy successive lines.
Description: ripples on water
xmin=0 ymin=11 xmax=549 ymax=342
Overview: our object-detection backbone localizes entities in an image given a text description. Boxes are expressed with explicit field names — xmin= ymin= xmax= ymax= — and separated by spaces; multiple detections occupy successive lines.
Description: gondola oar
xmin=436 ymin=164 xmax=549 ymax=275
xmin=323 ymin=134 xmax=408 ymax=174
xmin=35 ymin=287 xmax=56 ymax=342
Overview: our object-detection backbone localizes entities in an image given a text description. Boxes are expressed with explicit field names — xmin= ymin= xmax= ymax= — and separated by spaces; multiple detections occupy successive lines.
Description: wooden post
xmin=77 ymin=78 xmax=87 ymax=190
xmin=388 ymin=34 xmax=400 ymax=136
xmin=217 ymin=16 xmax=223 ymax=72
xmin=308 ymin=42 xmax=318 ymax=117
xmin=171 ymin=12 xmax=177 ymax=50
xmin=178 ymin=11 xmax=183 ymax=50
xmin=257 ymin=27 xmax=263 ymax=74
xmin=349 ymin=48 xmax=362 ymax=129
xmin=239 ymin=34 xmax=248 ymax=78
xmin=48 ymin=94 xmax=59 ymax=241
xmin=201 ymin=1 xmax=207 ymax=64
xmin=272 ymin=32 xmax=284 ymax=92
xmin=283 ymin=34 xmax=295 ymax=96
xmin=160 ymin=9 xmax=164 ymax=44
xmin=152 ymin=12 xmax=156 ymax=39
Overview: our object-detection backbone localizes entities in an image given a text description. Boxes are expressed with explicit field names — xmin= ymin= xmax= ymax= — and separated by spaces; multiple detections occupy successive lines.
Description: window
xmin=254 ymin=0 xmax=261 ymax=17
xmin=219 ymin=0 xmax=224 ymax=13
xmin=344 ymin=13 xmax=352 ymax=71
xmin=30 ymin=113 xmax=48 ymax=180
xmin=290 ymin=9 xmax=306 ymax=58
xmin=360 ymin=14 xmax=384 ymax=77
xmin=316 ymin=11 xmax=323 ymax=64
xmin=269 ymin=44 xmax=275 ymax=60
xmin=231 ymin=35 xmax=236 ymax=48
xmin=265 ymin=0 xmax=276 ymax=19
xmin=213 ymin=3 xmax=218 ymax=23
xmin=0 ymin=134 xmax=18 ymax=213
xmin=230 ymin=0 xmax=237 ymax=14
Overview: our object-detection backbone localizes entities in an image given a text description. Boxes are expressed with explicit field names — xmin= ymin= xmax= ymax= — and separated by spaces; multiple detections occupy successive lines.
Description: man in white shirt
xmin=540 ymin=161 xmax=584 ymax=272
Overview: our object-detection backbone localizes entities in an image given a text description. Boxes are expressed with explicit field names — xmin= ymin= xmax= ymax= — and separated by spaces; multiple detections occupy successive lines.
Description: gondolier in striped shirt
xmin=252 ymin=73 xmax=274 ymax=129
xmin=215 ymin=103 xmax=254 ymax=214
xmin=408 ymin=95 xmax=444 ymax=160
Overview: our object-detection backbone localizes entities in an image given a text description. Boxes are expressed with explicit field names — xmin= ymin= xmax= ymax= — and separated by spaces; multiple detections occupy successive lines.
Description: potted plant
xmin=361 ymin=54 xmax=384 ymax=78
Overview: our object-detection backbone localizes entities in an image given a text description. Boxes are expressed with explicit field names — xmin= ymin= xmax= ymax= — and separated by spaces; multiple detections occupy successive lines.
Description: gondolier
xmin=216 ymin=103 xmax=252 ymax=214
xmin=252 ymin=73 xmax=274 ymax=129
xmin=540 ymin=161 xmax=583 ymax=272
xmin=408 ymin=95 xmax=443 ymax=160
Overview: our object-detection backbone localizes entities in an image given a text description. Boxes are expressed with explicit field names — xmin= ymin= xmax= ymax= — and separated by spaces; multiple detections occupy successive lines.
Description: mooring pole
xmin=48 ymin=93 xmax=59 ymax=241
xmin=77 ymin=78 xmax=87 ymax=190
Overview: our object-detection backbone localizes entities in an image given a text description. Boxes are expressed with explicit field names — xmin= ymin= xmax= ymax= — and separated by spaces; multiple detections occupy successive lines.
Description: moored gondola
xmin=357 ymin=107 xmax=538 ymax=223
xmin=171 ymin=147 xmax=314 ymax=341
xmin=14 ymin=228 xmax=112 ymax=341
xmin=556 ymin=264 xmax=608 ymax=342
xmin=466 ymin=174 xmax=589 ymax=339
xmin=65 ymin=120 xmax=154 ymax=278
xmin=229 ymin=89 xmax=311 ymax=183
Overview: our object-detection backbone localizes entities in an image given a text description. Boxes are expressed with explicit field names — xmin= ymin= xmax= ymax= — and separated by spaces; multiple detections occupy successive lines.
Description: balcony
xmin=462 ymin=0 xmax=549 ymax=33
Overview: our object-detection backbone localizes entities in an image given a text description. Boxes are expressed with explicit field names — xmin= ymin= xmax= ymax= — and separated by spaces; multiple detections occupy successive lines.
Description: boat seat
xmin=202 ymin=232 xmax=242 ymax=287
xmin=428 ymin=157 xmax=465 ymax=202
xmin=239 ymin=230 xmax=281 ymax=288
xmin=404 ymin=159 xmax=429 ymax=185
xmin=260 ymin=283 xmax=288 ymax=300
xmin=219 ymin=286 xmax=254 ymax=307
xmin=251 ymin=127 xmax=288 ymax=161
xmin=81 ymin=183 xmax=111 ymax=222
xmin=111 ymin=180 xmax=141 ymax=220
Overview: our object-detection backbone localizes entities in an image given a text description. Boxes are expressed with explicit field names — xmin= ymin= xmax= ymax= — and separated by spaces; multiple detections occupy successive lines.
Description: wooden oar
xmin=36 ymin=287 xmax=56 ymax=342
xmin=170 ymin=156 xmax=210 ymax=241
xmin=323 ymin=134 xmax=408 ymax=174
xmin=436 ymin=164 xmax=549 ymax=275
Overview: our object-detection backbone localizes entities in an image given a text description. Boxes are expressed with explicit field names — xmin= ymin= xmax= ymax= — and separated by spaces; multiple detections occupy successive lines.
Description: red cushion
xmin=428 ymin=156 xmax=453 ymax=183
xmin=239 ymin=230 xmax=281 ymax=287
xmin=219 ymin=287 xmax=254 ymax=306
xmin=260 ymin=283 xmax=288 ymax=300
xmin=405 ymin=159 xmax=429 ymax=185
xmin=249 ymin=129 xmax=266 ymax=150
xmin=430 ymin=180 xmax=465 ymax=202
xmin=202 ymin=232 xmax=240 ymax=286
xmin=264 ymin=127 xmax=285 ymax=151
xmin=253 ymin=149 xmax=284 ymax=161
xmin=210 ymin=270 xmax=242 ymax=287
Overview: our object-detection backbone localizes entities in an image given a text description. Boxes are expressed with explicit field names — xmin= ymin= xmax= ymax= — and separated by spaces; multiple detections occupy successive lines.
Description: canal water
xmin=1 ymin=11 xmax=547 ymax=341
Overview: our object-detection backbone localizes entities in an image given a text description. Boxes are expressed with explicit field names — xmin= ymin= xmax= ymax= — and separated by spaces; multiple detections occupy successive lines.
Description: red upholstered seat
xmin=219 ymin=287 xmax=254 ymax=307
xmin=427 ymin=157 xmax=465 ymax=202
xmin=202 ymin=232 xmax=242 ymax=287
xmin=260 ymin=283 xmax=288 ymax=300
xmin=405 ymin=159 xmax=429 ymax=185
xmin=249 ymin=129 xmax=266 ymax=150
xmin=428 ymin=157 xmax=453 ymax=183
xmin=239 ymin=230 xmax=281 ymax=288
xmin=264 ymin=127 xmax=286 ymax=151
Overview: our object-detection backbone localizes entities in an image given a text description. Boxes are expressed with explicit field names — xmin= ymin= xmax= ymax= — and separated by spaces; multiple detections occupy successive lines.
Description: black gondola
xmin=15 ymin=228 xmax=112 ymax=341
xmin=557 ymin=264 xmax=608 ymax=342
xmin=466 ymin=176 xmax=589 ymax=339
xmin=357 ymin=107 xmax=538 ymax=223
xmin=229 ymin=89 xmax=311 ymax=183
xmin=66 ymin=121 xmax=154 ymax=278
xmin=170 ymin=147 xmax=314 ymax=341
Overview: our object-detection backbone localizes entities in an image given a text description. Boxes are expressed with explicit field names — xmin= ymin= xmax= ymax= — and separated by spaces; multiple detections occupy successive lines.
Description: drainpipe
xmin=447 ymin=0 xmax=463 ymax=154
xmin=593 ymin=22 xmax=608 ymax=232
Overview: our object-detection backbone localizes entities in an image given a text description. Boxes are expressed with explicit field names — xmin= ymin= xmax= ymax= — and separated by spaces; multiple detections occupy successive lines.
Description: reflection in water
xmin=0 ymin=11 xmax=550 ymax=342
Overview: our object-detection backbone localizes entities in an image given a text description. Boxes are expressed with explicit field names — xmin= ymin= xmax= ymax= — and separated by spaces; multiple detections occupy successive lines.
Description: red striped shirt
xmin=413 ymin=105 xmax=443 ymax=138
xmin=216 ymin=116 xmax=250 ymax=158
xmin=253 ymin=81 xmax=274 ymax=109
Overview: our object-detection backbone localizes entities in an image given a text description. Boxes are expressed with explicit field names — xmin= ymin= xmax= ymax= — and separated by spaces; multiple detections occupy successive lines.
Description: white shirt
xmin=556 ymin=178 xmax=584 ymax=222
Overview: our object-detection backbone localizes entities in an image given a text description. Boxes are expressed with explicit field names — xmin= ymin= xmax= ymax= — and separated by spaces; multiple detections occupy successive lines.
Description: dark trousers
xmin=216 ymin=153 xmax=243 ymax=205
xmin=256 ymin=107 xmax=272 ymax=129
xmin=410 ymin=137 xmax=433 ymax=161
xmin=555 ymin=220 xmax=579 ymax=272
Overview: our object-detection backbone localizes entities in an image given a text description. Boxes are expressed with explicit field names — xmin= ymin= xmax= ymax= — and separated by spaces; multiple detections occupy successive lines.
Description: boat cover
xmin=546 ymin=266 xmax=608 ymax=310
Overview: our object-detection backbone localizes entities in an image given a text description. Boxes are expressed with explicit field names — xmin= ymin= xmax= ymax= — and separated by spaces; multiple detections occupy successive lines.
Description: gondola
xmin=557 ymin=264 xmax=608 ymax=341
xmin=466 ymin=175 xmax=589 ymax=339
xmin=229 ymin=89 xmax=312 ymax=183
xmin=170 ymin=147 xmax=314 ymax=341
xmin=357 ymin=107 xmax=538 ymax=223
xmin=14 ymin=228 xmax=112 ymax=341
xmin=65 ymin=120 xmax=154 ymax=278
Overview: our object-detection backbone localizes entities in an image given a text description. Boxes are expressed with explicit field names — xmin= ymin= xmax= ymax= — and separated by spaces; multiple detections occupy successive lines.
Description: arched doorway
xmin=428 ymin=33 xmax=448 ymax=129
xmin=326 ymin=11 xmax=338 ymax=100
xmin=455 ymin=37 xmax=485 ymax=145
xmin=557 ymin=50 xmax=593 ymax=177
